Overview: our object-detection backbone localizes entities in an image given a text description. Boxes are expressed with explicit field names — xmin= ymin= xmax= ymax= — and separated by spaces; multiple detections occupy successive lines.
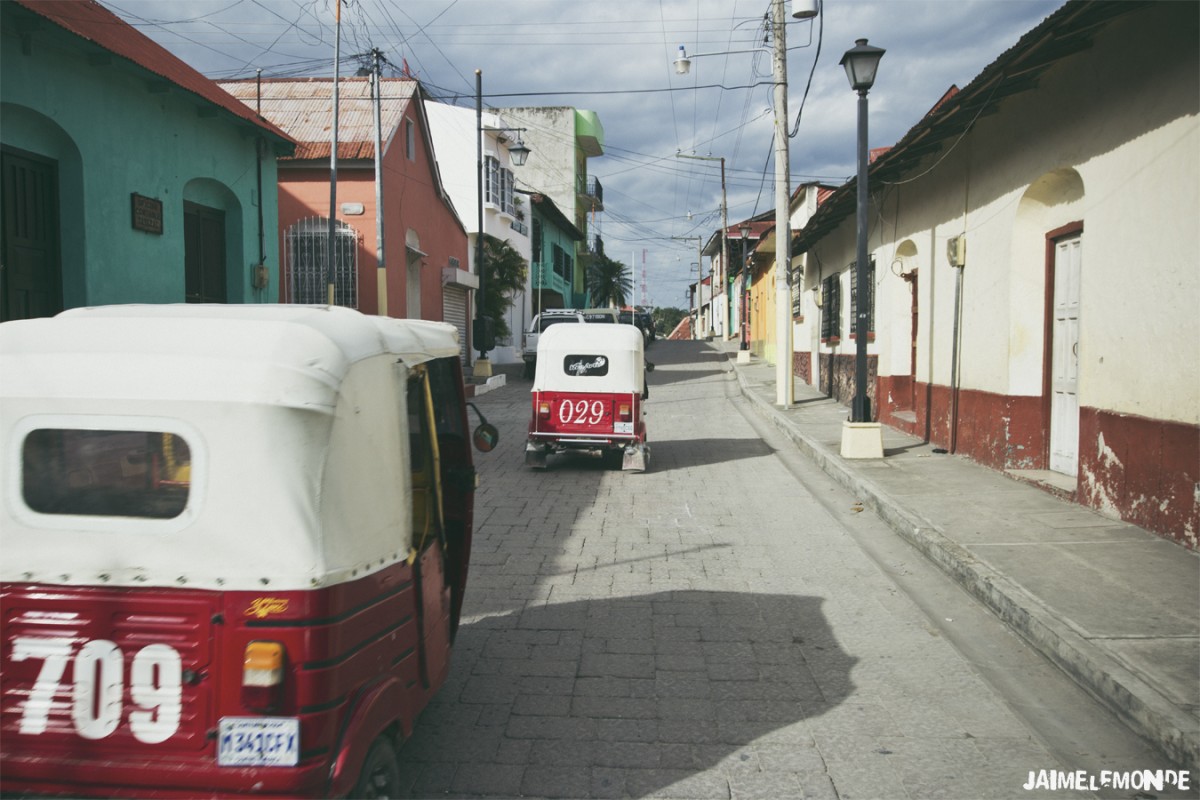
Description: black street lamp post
xmin=840 ymin=38 xmax=884 ymax=423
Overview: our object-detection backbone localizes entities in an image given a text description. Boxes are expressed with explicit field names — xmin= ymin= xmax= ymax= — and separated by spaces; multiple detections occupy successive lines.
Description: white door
xmin=1050 ymin=235 xmax=1081 ymax=475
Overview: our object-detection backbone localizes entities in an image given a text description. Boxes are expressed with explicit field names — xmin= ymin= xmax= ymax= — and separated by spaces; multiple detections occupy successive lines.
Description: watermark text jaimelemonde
xmin=1023 ymin=769 xmax=1190 ymax=792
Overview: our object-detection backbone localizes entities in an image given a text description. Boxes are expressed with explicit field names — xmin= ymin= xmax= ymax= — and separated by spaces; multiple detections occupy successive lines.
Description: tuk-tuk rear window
xmin=22 ymin=429 xmax=192 ymax=519
xmin=563 ymin=355 xmax=609 ymax=377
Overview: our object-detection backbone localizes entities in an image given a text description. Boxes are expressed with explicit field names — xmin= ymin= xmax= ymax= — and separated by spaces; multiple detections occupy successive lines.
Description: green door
xmin=1 ymin=148 xmax=62 ymax=321
xmin=184 ymin=202 xmax=227 ymax=303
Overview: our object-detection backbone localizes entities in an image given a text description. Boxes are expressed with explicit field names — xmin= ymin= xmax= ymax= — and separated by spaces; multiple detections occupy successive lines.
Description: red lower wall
xmin=874 ymin=375 xmax=1197 ymax=549
xmin=1078 ymin=408 xmax=1199 ymax=548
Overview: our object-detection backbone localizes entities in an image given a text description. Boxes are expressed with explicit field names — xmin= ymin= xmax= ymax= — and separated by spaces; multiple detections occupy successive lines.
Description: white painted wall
xmin=426 ymin=102 xmax=533 ymax=365
xmin=804 ymin=3 xmax=1199 ymax=426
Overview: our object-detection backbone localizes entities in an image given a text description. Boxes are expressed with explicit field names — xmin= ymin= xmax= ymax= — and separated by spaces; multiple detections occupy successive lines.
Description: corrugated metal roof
xmin=219 ymin=78 xmax=416 ymax=160
xmin=12 ymin=0 xmax=292 ymax=146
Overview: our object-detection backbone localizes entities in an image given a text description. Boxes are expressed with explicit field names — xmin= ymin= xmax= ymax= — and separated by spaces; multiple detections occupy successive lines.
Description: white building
xmin=426 ymin=102 xmax=532 ymax=367
xmin=793 ymin=1 xmax=1199 ymax=546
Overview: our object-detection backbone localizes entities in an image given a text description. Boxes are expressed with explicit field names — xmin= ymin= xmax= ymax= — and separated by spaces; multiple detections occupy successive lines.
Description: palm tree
xmin=586 ymin=252 xmax=632 ymax=308
xmin=480 ymin=234 xmax=528 ymax=341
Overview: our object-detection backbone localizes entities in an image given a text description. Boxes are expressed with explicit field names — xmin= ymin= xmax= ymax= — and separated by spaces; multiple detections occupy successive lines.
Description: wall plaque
xmin=131 ymin=193 xmax=163 ymax=234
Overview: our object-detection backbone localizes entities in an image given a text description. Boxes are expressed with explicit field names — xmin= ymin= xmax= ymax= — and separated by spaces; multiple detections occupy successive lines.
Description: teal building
xmin=529 ymin=192 xmax=585 ymax=312
xmin=0 ymin=0 xmax=293 ymax=320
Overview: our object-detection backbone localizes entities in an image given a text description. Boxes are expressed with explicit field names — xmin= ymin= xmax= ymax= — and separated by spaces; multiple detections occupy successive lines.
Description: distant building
xmin=0 ymin=0 xmax=293 ymax=319
xmin=527 ymin=193 xmax=586 ymax=315
xmin=499 ymin=107 xmax=606 ymax=309
xmin=426 ymin=102 xmax=533 ymax=366
xmin=220 ymin=78 xmax=469 ymax=357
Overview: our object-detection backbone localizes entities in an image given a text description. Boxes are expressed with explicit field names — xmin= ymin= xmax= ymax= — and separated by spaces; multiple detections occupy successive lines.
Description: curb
xmin=730 ymin=362 xmax=1200 ymax=772
xmin=466 ymin=373 xmax=507 ymax=398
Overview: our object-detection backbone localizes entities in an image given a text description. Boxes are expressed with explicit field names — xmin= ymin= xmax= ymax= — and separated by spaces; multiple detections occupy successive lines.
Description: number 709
xmin=11 ymin=636 xmax=183 ymax=744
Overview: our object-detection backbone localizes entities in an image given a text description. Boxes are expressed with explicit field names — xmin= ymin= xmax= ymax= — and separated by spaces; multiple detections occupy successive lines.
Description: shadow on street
xmin=398 ymin=591 xmax=858 ymax=798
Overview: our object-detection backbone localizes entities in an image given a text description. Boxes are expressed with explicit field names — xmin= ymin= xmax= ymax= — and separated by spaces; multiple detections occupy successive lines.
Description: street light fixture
xmin=473 ymin=69 xmax=531 ymax=377
xmin=839 ymin=38 xmax=886 ymax=459
xmin=840 ymin=38 xmax=885 ymax=93
xmin=673 ymin=0 xmax=819 ymax=406
xmin=676 ymin=153 xmax=728 ymax=339
xmin=673 ymin=0 xmax=818 ymax=74
xmin=500 ymin=133 xmax=531 ymax=167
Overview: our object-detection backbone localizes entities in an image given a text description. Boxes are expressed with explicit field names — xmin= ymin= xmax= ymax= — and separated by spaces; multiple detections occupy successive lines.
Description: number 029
xmin=11 ymin=637 xmax=183 ymax=744
xmin=557 ymin=399 xmax=604 ymax=425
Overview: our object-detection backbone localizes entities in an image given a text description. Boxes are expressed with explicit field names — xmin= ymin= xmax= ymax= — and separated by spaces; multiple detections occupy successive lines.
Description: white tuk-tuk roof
xmin=0 ymin=305 xmax=460 ymax=591
xmin=532 ymin=322 xmax=645 ymax=393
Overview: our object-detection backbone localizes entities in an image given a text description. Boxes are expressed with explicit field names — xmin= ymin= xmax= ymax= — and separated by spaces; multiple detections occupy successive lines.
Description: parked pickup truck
xmin=522 ymin=308 xmax=619 ymax=377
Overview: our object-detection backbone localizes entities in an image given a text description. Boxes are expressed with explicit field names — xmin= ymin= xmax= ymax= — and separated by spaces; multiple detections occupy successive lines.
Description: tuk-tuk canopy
xmin=0 ymin=305 xmax=460 ymax=591
xmin=532 ymin=322 xmax=645 ymax=394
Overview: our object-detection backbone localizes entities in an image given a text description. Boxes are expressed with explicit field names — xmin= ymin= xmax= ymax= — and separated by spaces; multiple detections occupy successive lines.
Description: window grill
xmin=552 ymin=243 xmax=573 ymax=282
xmin=283 ymin=217 xmax=359 ymax=308
xmin=485 ymin=157 xmax=515 ymax=216
xmin=821 ymin=274 xmax=841 ymax=341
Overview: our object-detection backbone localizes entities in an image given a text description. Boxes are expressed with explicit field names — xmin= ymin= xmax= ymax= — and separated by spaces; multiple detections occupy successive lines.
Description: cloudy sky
xmin=106 ymin=0 xmax=1063 ymax=309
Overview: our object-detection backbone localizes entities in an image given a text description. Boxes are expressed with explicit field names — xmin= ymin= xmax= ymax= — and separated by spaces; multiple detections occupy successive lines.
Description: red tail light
xmin=242 ymin=640 xmax=286 ymax=712
xmin=617 ymin=403 xmax=632 ymax=421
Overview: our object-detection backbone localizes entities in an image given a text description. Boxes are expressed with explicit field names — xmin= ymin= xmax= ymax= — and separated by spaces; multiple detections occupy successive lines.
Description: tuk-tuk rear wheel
xmin=352 ymin=735 xmax=401 ymax=799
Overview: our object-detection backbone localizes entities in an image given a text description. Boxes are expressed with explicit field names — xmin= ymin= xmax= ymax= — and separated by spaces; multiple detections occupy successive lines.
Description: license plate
xmin=613 ymin=421 xmax=634 ymax=434
xmin=218 ymin=717 xmax=299 ymax=767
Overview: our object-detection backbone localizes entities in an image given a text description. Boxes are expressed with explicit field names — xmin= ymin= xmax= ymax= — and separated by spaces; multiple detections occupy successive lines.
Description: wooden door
xmin=184 ymin=202 xmax=226 ymax=303
xmin=1 ymin=149 xmax=61 ymax=321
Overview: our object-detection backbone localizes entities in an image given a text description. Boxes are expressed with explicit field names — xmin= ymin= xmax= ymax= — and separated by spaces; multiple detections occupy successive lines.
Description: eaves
xmin=792 ymin=0 xmax=1140 ymax=257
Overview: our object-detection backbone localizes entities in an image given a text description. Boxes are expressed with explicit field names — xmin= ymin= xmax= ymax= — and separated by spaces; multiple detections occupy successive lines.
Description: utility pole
xmin=473 ymin=69 xmax=491 ymax=376
xmin=772 ymin=0 xmax=794 ymax=406
xmin=675 ymin=153 xmax=728 ymax=340
xmin=671 ymin=236 xmax=703 ymax=339
xmin=326 ymin=0 xmax=341 ymax=305
xmin=370 ymin=48 xmax=386 ymax=316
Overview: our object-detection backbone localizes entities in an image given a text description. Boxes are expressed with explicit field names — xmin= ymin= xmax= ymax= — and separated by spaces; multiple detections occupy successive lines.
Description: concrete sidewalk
xmin=721 ymin=343 xmax=1199 ymax=772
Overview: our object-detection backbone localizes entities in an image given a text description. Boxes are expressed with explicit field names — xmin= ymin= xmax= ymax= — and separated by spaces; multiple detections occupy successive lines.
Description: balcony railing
xmin=577 ymin=174 xmax=603 ymax=211
xmin=588 ymin=235 xmax=604 ymax=256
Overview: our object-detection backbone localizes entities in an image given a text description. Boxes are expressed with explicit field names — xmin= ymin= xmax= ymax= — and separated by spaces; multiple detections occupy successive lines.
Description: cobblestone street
xmin=397 ymin=342 xmax=1183 ymax=799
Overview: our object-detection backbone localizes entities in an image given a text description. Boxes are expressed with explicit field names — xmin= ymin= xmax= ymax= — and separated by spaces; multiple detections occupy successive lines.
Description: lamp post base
xmin=840 ymin=420 xmax=884 ymax=459
xmin=473 ymin=358 xmax=493 ymax=379
xmin=736 ymin=350 xmax=752 ymax=365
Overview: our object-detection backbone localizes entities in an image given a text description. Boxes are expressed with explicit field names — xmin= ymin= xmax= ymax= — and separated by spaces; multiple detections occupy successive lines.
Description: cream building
xmin=792 ymin=1 xmax=1198 ymax=546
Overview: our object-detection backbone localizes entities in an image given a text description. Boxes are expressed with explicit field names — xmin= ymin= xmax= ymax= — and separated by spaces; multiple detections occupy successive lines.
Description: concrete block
xmin=840 ymin=421 xmax=884 ymax=459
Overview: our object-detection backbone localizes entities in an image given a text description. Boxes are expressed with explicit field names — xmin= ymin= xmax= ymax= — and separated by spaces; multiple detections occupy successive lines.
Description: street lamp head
xmin=791 ymin=0 xmax=819 ymax=19
xmin=840 ymin=38 xmax=885 ymax=93
xmin=739 ymin=223 xmax=751 ymax=240
xmin=674 ymin=45 xmax=691 ymax=75
xmin=508 ymin=138 xmax=531 ymax=167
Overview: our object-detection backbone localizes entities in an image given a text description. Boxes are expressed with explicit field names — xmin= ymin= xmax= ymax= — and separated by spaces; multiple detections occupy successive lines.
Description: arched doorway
xmin=183 ymin=179 xmax=243 ymax=304
xmin=1012 ymin=168 xmax=1084 ymax=476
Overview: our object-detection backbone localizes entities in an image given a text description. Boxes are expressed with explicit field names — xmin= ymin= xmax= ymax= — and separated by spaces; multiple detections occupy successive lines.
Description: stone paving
xmin=396 ymin=342 xmax=1191 ymax=799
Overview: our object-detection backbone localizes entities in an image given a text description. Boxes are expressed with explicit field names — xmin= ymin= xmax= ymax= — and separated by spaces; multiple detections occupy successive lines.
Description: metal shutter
xmin=443 ymin=285 xmax=469 ymax=365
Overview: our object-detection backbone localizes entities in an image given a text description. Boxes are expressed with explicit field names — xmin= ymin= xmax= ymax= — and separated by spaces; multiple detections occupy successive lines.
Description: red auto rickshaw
xmin=525 ymin=322 xmax=651 ymax=472
xmin=0 ymin=305 xmax=496 ymax=798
